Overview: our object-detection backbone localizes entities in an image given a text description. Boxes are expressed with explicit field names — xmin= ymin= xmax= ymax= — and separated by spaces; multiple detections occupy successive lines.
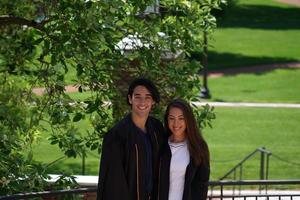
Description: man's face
xmin=128 ymin=85 xmax=154 ymax=117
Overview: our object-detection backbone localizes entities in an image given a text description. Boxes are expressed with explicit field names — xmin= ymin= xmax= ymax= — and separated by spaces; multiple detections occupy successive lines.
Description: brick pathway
xmin=276 ymin=0 xmax=300 ymax=6
xmin=31 ymin=62 xmax=300 ymax=95
xmin=193 ymin=102 xmax=300 ymax=108
xmin=208 ymin=62 xmax=300 ymax=78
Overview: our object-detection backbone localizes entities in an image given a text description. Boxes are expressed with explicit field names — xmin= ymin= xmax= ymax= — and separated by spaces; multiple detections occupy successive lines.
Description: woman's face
xmin=168 ymin=107 xmax=187 ymax=140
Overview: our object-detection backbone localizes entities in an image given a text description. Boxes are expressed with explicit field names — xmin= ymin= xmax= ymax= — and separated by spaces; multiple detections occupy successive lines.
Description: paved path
xmin=208 ymin=62 xmax=300 ymax=78
xmin=276 ymin=0 xmax=300 ymax=7
xmin=32 ymin=85 xmax=79 ymax=95
xmin=30 ymin=0 xmax=300 ymax=96
xmin=31 ymin=62 xmax=300 ymax=108
xmin=193 ymin=102 xmax=300 ymax=108
xmin=32 ymin=62 xmax=300 ymax=95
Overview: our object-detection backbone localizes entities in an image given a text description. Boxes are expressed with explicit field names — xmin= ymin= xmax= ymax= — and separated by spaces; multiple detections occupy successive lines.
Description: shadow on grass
xmin=191 ymin=51 xmax=300 ymax=71
xmin=211 ymin=98 xmax=227 ymax=102
xmin=215 ymin=66 xmax=300 ymax=77
xmin=45 ymin=162 xmax=83 ymax=175
xmin=46 ymin=158 xmax=82 ymax=174
xmin=216 ymin=4 xmax=300 ymax=30
xmin=44 ymin=156 xmax=100 ymax=175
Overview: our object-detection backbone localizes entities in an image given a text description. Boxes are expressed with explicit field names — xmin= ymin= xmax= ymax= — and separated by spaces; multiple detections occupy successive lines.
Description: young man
xmin=97 ymin=78 xmax=164 ymax=200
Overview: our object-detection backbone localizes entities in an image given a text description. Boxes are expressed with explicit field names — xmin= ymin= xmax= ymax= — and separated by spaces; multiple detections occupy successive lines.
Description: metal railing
xmin=208 ymin=180 xmax=300 ymax=200
xmin=0 ymin=187 xmax=96 ymax=200
xmin=220 ymin=147 xmax=272 ymax=181
xmin=1 ymin=180 xmax=300 ymax=200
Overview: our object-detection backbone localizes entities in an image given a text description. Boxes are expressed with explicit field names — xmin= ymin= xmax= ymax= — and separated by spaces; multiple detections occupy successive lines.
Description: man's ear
xmin=151 ymin=102 xmax=155 ymax=109
xmin=128 ymin=95 xmax=132 ymax=104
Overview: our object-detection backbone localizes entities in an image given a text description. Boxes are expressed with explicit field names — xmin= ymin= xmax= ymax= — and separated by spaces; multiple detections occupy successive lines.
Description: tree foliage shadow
xmin=45 ymin=162 xmax=83 ymax=175
xmin=191 ymin=51 xmax=299 ymax=71
xmin=214 ymin=4 xmax=300 ymax=30
xmin=208 ymin=51 xmax=299 ymax=70
xmin=44 ymin=158 xmax=100 ymax=175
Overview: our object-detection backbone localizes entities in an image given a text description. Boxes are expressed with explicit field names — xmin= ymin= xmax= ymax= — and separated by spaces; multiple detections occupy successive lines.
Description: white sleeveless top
xmin=168 ymin=139 xmax=190 ymax=200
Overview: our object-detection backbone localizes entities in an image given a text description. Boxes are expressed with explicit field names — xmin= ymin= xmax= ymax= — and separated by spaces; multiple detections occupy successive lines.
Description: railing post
xmin=266 ymin=153 xmax=271 ymax=194
xmin=259 ymin=147 xmax=266 ymax=194
xmin=82 ymin=150 xmax=86 ymax=175
xmin=260 ymin=147 xmax=265 ymax=180
xmin=233 ymin=169 xmax=236 ymax=194
xmin=239 ymin=165 xmax=242 ymax=194
xmin=266 ymin=153 xmax=271 ymax=180
xmin=220 ymin=184 xmax=223 ymax=200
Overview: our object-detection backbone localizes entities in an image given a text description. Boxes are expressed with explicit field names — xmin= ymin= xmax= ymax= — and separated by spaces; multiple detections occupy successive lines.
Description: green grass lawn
xmin=204 ymin=107 xmax=300 ymax=180
xmin=32 ymin=66 xmax=300 ymax=179
xmin=32 ymin=106 xmax=300 ymax=181
xmin=207 ymin=0 xmax=300 ymax=70
xmin=28 ymin=0 xmax=300 ymax=182
xmin=67 ymin=90 xmax=93 ymax=100
xmin=204 ymin=68 xmax=300 ymax=103
xmin=62 ymin=0 xmax=300 ymax=83
xmin=209 ymin=29 xmax=300 ymax=69
xmin=32 ymin=118 xmax=100 ymax=175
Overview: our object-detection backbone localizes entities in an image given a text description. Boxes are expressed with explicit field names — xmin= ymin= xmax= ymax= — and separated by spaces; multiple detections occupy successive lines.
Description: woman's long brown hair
xmin=164 ymin=99 xmax=210 ymax=166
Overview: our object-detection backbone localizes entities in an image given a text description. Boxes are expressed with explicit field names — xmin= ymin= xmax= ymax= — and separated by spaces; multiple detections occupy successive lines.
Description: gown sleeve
xmin=97 ymin=130 xmax=130 ymax=200
xmin=191 ymin=164 xmax=210 ymax=200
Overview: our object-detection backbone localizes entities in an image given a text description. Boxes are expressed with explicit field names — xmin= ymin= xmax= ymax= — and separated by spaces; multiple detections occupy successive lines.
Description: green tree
xmin=0 ymin=0 xmax=221 ymax=194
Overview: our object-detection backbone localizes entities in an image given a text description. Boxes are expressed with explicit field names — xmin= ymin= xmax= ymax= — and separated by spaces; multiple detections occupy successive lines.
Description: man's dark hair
xmin=127 ymin=78 xmax=160 ymax=105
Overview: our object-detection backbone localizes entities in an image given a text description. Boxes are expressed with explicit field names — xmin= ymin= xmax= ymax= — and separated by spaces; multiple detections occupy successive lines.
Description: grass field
xmin=30 ymin=0 xmax=300 ymax=181
xmin=32 ymin=105 xmax=300 ymax=180
xmin=205 ymin=68 xmax=300 ymax=103
xmin=32 ymin=68 xmax=300 ymax=179
xmin=61 ymin=0 xmax=300 ymax=83
xmin=32 ymin=119 xmax=99 ymax=175
xmin=207 ymin=0 xmax=300 ymax=70
xmin=204 ymin=107 xmax=300 ymax=180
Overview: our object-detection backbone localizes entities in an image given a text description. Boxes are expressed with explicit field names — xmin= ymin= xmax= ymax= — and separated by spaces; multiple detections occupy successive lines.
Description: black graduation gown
xmin=97 ymin=114 xmax=164 ymax=200
xmin=158 ymin=141 xmax=210 ymax=200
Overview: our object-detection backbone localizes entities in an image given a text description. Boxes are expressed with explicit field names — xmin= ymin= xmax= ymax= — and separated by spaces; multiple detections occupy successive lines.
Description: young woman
xmin=158 ymin=99 xmax=210 ymax=200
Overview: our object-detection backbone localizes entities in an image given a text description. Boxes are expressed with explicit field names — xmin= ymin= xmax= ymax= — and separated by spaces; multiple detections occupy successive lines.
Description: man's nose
xmin=139 ymin=97 xmax=146 ymax=103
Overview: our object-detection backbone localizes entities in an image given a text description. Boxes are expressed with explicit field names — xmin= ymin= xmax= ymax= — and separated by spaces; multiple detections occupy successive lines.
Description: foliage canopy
xmin=0 ymin=0 xmax=221 ymax=194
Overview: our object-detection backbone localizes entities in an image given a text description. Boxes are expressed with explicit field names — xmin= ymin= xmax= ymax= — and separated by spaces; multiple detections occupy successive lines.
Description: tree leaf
xmin=73 ymin=113 xmax=83 ymax=122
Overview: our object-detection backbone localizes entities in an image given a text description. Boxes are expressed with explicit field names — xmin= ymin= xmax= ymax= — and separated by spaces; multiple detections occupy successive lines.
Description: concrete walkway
xmin=208 ymin=62 xmax=300 ymax=78
xmin=32 ymin=62 xmax=300 ymax=95
xmin=193 ymin=102 xmax=300 ymax=108
xmin=276 ymin=0 xmax=300 ymax=7
xmin=31 ymin=62 xmax=300 ymax=109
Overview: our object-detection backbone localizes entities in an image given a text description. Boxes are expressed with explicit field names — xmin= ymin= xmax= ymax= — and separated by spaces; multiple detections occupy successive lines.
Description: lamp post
xmin=200 ymin=31 xmax=211 ymax=99
xmin=144 ymin=0 xmax=160 ymax=14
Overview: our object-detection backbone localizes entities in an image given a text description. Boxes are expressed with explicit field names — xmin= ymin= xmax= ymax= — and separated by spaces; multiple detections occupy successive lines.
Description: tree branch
xmin=0 ymin=15 xmax=45 ymax=31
